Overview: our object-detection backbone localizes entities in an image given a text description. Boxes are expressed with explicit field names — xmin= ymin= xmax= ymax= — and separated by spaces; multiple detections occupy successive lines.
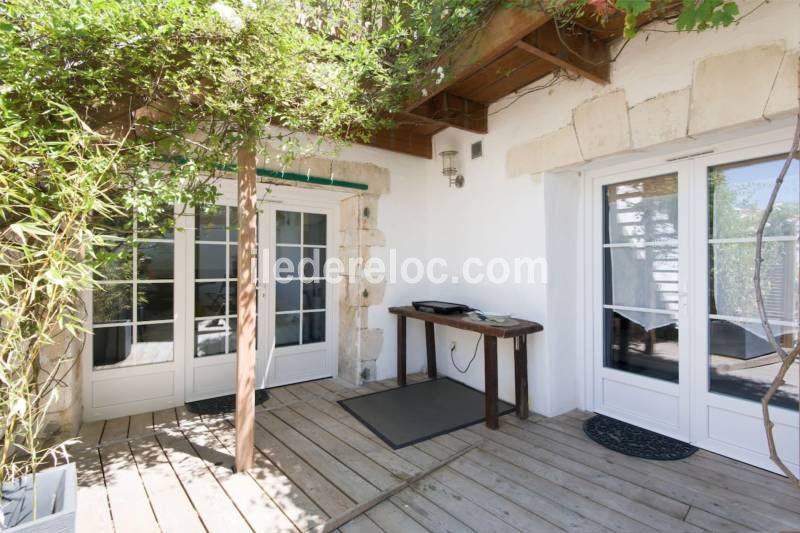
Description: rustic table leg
xmin=514 ymin=335 xmax=529 ymax=419
xmin=484 ymin=335 xmax=499 ymax=429
xmin=397 ymin=315 xmax=407 ymax=386
xmin=425 ymin=321 xmax=437 ymax=380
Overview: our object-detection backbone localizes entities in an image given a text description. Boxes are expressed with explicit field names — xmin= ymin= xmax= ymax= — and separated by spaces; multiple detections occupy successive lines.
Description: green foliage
xmin=0 ymin=0 xmax=493 ymax=491
xmin=675 ymin=0 xmax=739 ymax=32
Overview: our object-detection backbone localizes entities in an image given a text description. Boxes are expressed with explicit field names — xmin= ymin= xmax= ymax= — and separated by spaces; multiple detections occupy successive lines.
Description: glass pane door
xmin=707 ymin=154 xmax=799 ymax=410
xmin=194 ymin=205 xmax=257 ymax=359
xmin=274 ymin=210 xmax=327 ymax=347
xmin=603 ymin=174 xmax=680 ymax=382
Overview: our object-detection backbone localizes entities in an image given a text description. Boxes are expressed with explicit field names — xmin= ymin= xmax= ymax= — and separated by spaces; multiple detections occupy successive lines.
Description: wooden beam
xmin=365 ymin=126 xmax=434 ymax=159
xmin=515 ymin=20 xmax=610 ymax=85
xmin=235 ymin=141 xmax=257 ymax=473
xmin=408 ymin=92 xmax=488 ymax=134
xmin=408 ymin=6 xmax=550 ymax=111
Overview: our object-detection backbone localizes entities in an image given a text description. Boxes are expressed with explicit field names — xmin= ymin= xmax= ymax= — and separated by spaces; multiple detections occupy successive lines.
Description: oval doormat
xmin=583 ymin=414 xmax=698 ymax=460
xmin=185 ymin=389 xmax=269 ymax=415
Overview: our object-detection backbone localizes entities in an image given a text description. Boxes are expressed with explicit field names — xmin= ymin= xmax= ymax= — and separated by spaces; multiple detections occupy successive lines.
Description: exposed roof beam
xmin=366 ymin=126 xmax=433 ymax=159
xmin=515 ymin=20 xmax=610 ymax=85
xmin=408 ymin=92 xmax=488 ymax=134
xmin=407 ymin=6 xmax=551 ymax=112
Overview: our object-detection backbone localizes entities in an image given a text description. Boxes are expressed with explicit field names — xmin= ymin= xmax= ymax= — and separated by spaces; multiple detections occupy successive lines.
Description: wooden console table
xmin=388 ymin=306 xmax=543 ymax=429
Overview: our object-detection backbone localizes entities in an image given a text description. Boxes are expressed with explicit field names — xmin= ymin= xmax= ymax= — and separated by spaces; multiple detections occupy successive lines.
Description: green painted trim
xmin=216 ymin=162 xmax=368 ymax=191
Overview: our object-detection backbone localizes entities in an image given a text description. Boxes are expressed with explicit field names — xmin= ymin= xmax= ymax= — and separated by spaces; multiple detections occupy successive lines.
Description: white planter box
xmin=1 ymin=463 xmax=76 ymax=532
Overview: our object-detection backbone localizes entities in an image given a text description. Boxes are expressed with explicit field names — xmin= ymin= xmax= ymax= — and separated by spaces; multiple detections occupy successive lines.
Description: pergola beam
xmin=408 ymin=92 xmax=488 ymax=134
xmin=235 ymin=141 xmax=257 ymax=473
xmin=407 ymin=7 xmax=551 ymax=111
xmin=515 ymin=20 xmax=609 ymax=85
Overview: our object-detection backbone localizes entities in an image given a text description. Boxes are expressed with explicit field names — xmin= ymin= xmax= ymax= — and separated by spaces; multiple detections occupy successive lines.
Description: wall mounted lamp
xmin=439 ymin=150 xmax=464 ymax=188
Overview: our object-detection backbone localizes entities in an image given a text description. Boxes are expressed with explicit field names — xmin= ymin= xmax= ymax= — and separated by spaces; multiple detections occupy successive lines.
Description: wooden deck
xmin=71 ymin=374 xmax=800 ymax=533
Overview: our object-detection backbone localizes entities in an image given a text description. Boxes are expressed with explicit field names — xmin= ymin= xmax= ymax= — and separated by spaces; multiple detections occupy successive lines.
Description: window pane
xmin=303 ymin=312 xmax=325 ymax=344
xmin=276 ymin=313 xmax=300 ymax=347
xmin=604 ymin=174 xmax=678 ymax=246
xmin=276 ymin=246 xmax=300 ymax=278
xmin=195 ymin=282 xmax=226 ymax=317
xmin=228 ymin=207 xmax=238 ymax=242
xmin=303 ymin=213 xmax=326 ymax=245
xmin=229 ymin=244 xmax=238 ymax=279
xmin=605 ymin=245 xmax=679 ymax=311
xmin=135 ymin=323 xmax=174 ymax=364
xmin=93 ymin=325 xmax=133 ymax=368
xmin=95 ymin=241 xmax=133 ymax=280
xmin=196 ymin=207 xmax=227 ymax=241
xmin=195 ymin=243 xmax=226 ymax=279
xmin=276 ymin=280 xmax=300 ymax=312
xmin=710 ymin=241 xmax=798 ymax=323
xmin=708 ymin=154 xmax=799 ymax=410
xmin=709 ymin=155 xmax=799 ymax=239
xmin=195 ymin=318 xmax=227 ymax=357
xmin=93 ymin=284 xmax=132 ymax=324
xmin=138 ymin=242 xmax=173 ymax=280
xmin=276 ymin=211 xmax=301 ymax=244
xmin=604 ymin=310 xmax=679 ymax=382
xmin=709 ymin=319 xmax=798 ymax=409
xmin=303 ymin=247 xmax=326 ymax=278
xmin=228 ymin=281 xmax=237 ymax=315
xmin=303 ymin=280 xmax=325 ymax=310
xmin=137 ymin=283 xmax=173 ymax=321
xmin=228 ymin=317 xmax=237 ymax=353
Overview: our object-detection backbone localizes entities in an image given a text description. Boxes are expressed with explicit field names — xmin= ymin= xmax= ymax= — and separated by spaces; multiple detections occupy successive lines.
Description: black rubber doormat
xmin=185 ymin=389 xmax=270 ymax=415
xmin=583 ymin=414 xmax=698 ymax=460
xmin=339 ymin=377 xmax=515 ymax=449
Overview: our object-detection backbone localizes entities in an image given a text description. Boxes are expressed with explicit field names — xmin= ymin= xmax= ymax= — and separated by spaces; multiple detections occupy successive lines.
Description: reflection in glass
xmin=229 ymin=244 xmax=238 ymax=279
xmin=227 ymin=281 xmax=237 ymax=316
xmin=95 ymin=241 xmax=133 ymax=280
xmin=135 ymin=323 xmax=174 ymax=364
xmin=276 ymin=280 xmax=301 ymax=312
xmin=93 ymin=325 xmax=133 ymax=367
xmin=303 ymin=247 xmax=326 ymax=278
xmin=303 ymin=213 xmax=326 ymax=245
xmin=303 ymin=280 xmax=325 ymax=310
xmin=303 ymin=312 xmax=325 ymax=344
xmin=276 ymin=246 xmax=301 ymax=278
xmin=605 ymin=245 xmax=679 ymax=312
xmin=709 ymin=320 xmax=798 ymax=410
xmin=195 ymin=318 xmax=227 ymax=357
xmin=195 ymin=282 xmax=226 ymax=317
xmin=277 ymin=211 xmax=301 ymax=244
xmin=196 ymin=207 xmax=227 ymax=241
xmin=604 ymin=310 xmax=679 ymax=382
xmin=708 ymin=154 xmax=799 ymax=409
xmin=195 ymin=243 xmax=226 ymax=279
xmin=137 ymin=283 xmax=173 ymax=321
xmin=138 ymin=242 xmax=174 ymax=280
xmin=276 ymin=313 xmax=300 ymax=347
xmin=605 ymin=174 xmax=678 ymax=246
xmin=228 ymin=317 xmax=237 ymax=353
xmin=603 ymin=174 xmax=680 ymax=383
xmin=93 ymin=284 xmax=132 ymax=324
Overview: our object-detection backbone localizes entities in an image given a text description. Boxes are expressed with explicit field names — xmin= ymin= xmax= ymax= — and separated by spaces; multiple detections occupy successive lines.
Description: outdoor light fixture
xmin=439 ymin=150 xmax=464 ymax=188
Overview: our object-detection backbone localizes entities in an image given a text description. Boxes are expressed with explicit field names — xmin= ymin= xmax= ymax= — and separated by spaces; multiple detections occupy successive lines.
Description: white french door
xmin=185 ymin=182 xmax=339 ymax=401
xmin=262 ymin=203 xmax=336 ymax=387
xmin=185 ymin=185 xmax=268 ymax=401
xmin=592 ymin=162 xmax=692 ymax=441
xmin=689 ymin=140 xmax=799 ymax=475
xmin=590 ymin=129 xmax=800 ymax=475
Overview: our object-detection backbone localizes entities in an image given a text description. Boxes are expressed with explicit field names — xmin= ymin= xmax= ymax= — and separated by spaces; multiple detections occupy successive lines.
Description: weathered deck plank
xmin=73 ymin=376 xmax=800 ymax=533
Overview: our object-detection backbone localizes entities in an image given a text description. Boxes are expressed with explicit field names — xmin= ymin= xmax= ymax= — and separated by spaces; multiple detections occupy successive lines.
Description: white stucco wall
xmin=361 ymin=0 xmax=799 ymax=416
